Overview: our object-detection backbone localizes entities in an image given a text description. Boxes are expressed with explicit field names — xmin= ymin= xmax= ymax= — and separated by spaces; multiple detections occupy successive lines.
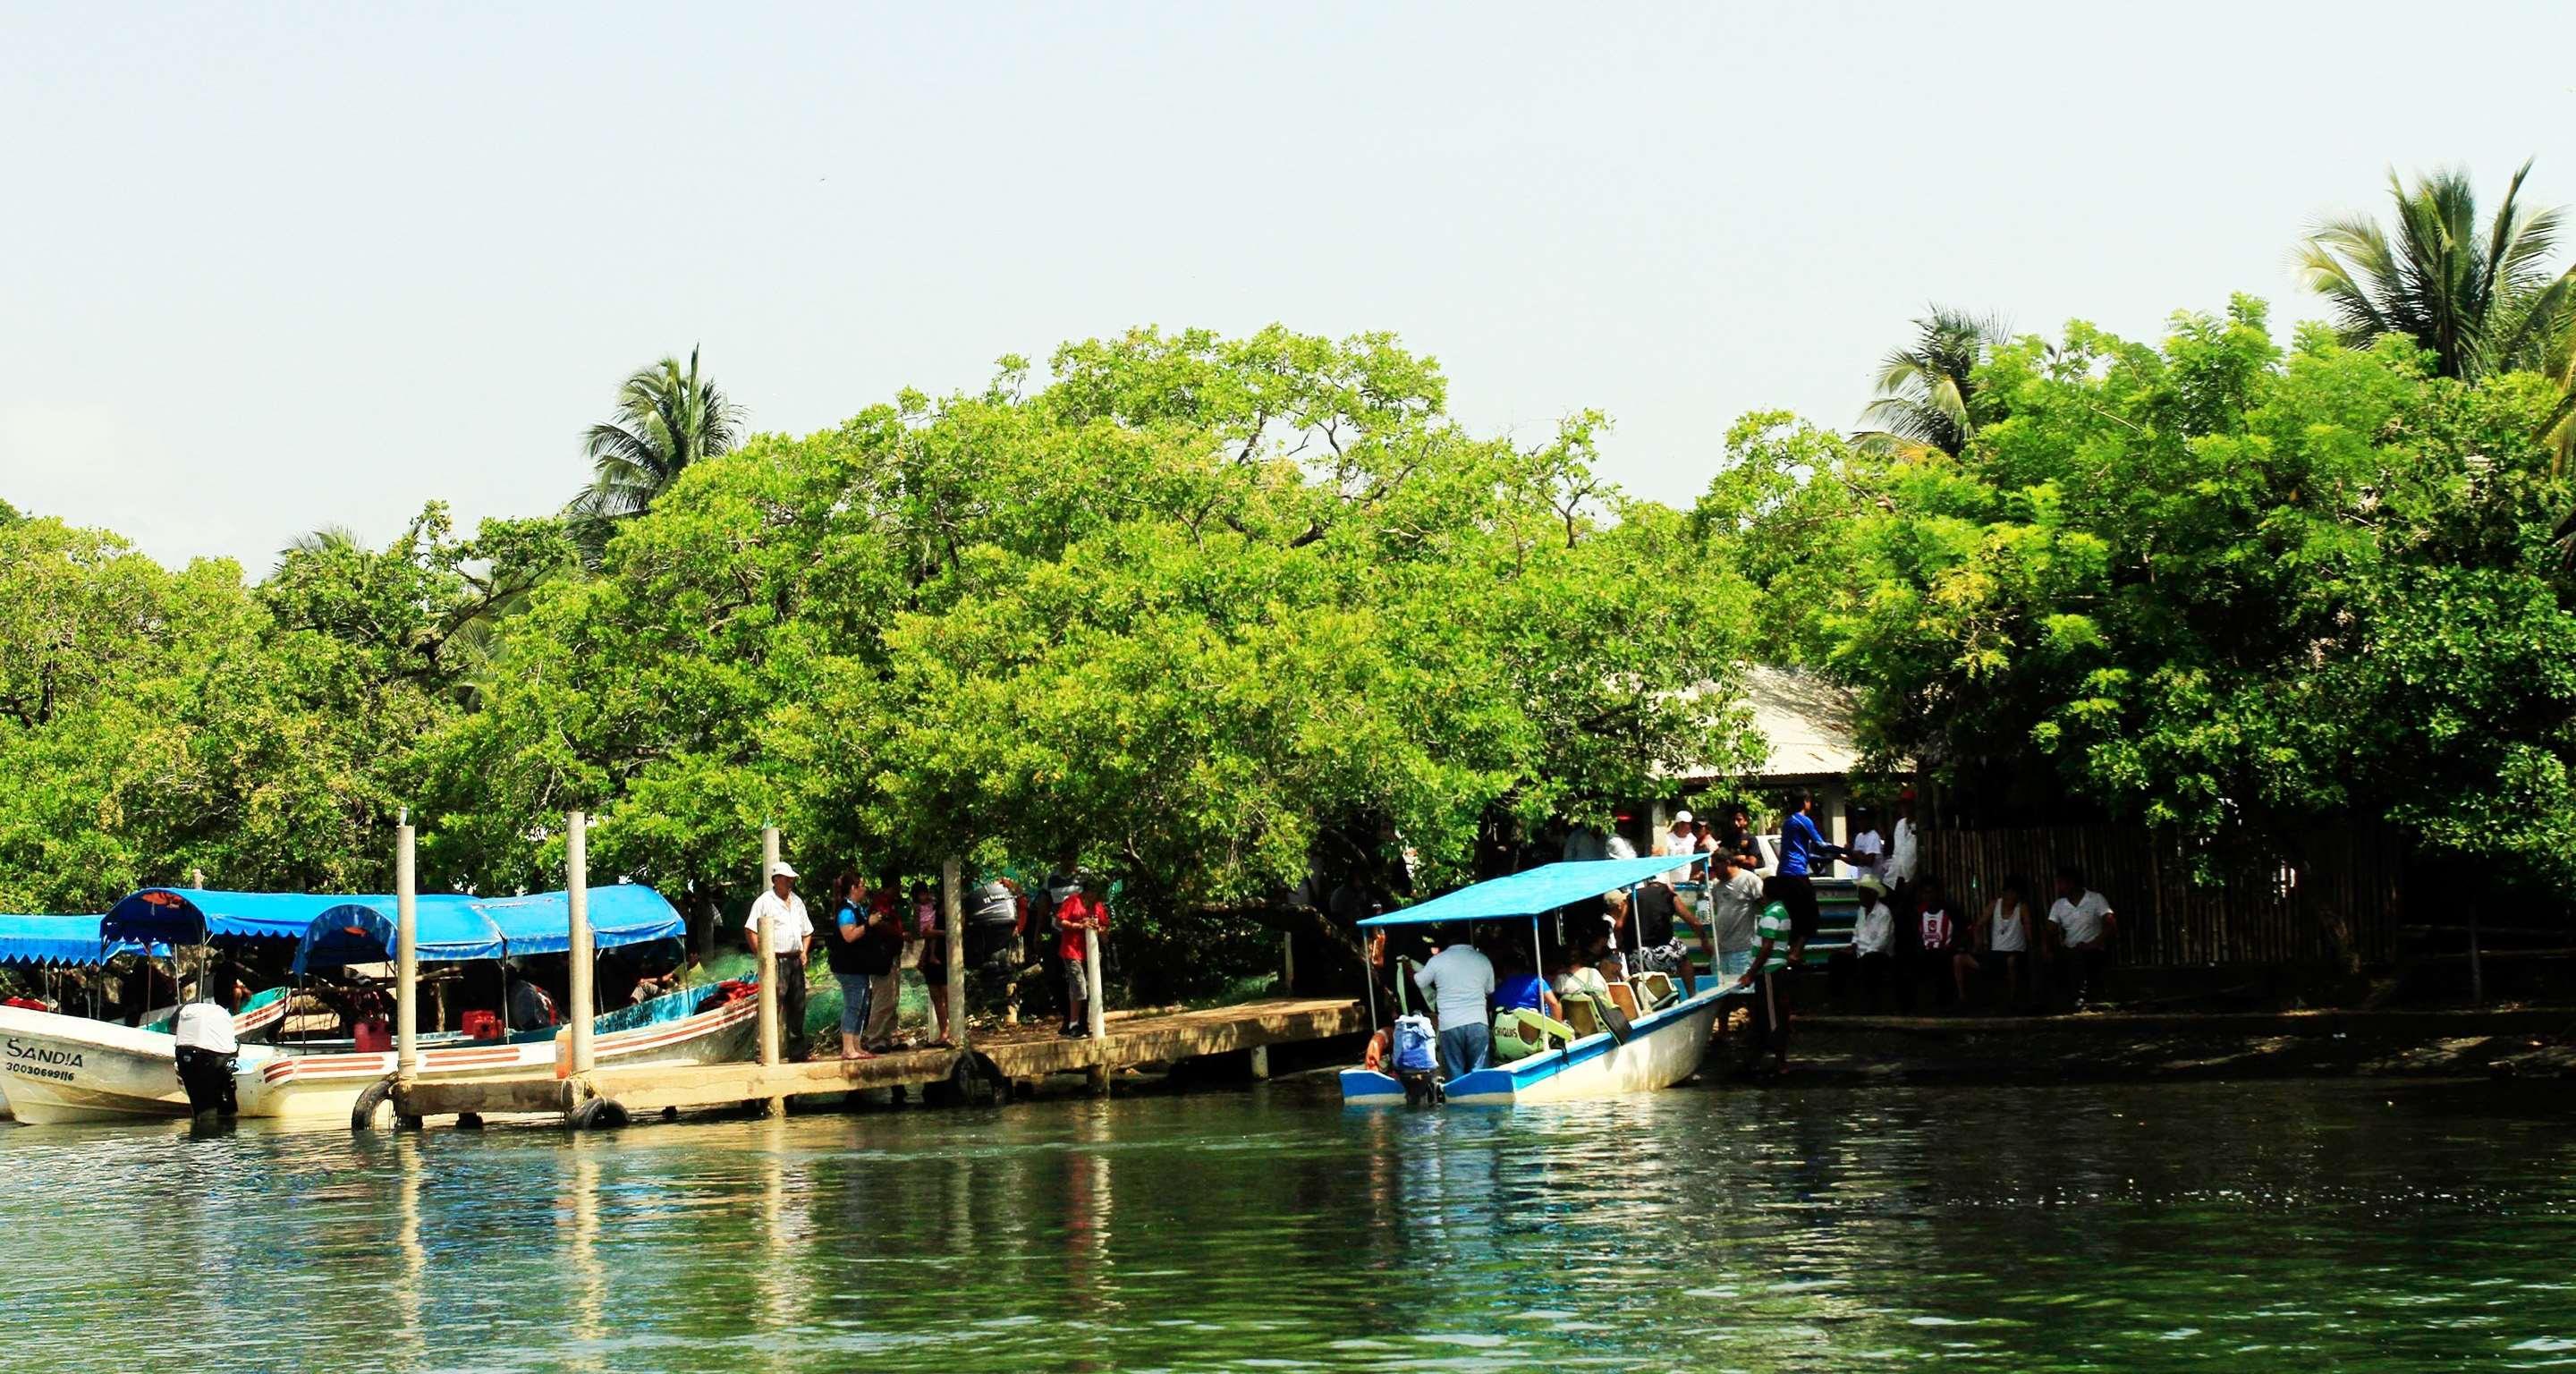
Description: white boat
xmin=237 ymin=986 xmax=761 ymax=1122
xmin=2 ymin=885 xmax=735 ymax=1126
xmin=1339 ymin=854 xmax=1736 ymax=1107
xmin=0 ymin=1006 xmax=280 ymax=1124
xmin=0 ymin=912 xmax=230 ymax=1123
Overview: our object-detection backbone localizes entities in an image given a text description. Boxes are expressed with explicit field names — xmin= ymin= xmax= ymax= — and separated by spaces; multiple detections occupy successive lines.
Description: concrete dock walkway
xmin=392 ymin=996 xmax=1366 ymax=1126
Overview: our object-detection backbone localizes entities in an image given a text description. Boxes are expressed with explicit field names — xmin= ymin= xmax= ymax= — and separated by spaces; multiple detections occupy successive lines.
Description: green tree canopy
xmin=1707 ymin=295 xmax=2576 ymax=883
xmin=428 ymin=327 xmax=1759 ymax=955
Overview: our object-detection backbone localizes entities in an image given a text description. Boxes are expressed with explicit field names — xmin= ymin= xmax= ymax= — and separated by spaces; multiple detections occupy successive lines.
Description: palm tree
xmin=566 ymin=346 xmax=746 ymax=556
xmin=1855 ymin=307 xmax=2001 ymax=457
xmin=2295 ymin=160 xmax=2576 ymax=380
xmin=274 ymin=523 xmax=360 ymax=572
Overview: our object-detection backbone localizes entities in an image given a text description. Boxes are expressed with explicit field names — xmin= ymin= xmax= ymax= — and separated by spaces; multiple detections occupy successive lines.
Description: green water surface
xmin=1 ymin=1076 xmax=2570 ymax=1370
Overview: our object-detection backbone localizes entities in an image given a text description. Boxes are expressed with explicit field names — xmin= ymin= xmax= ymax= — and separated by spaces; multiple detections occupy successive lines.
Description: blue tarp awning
xmin=463 ymin=886 xmax=687 ymax=958
xmin=292 ymin=885 xmax=686 ymax=973
xmin=0 ymin=914 xmax=156 ymax=967
xmin=101 ymin=889 xmax=335 ymax=946
xmin=1358 ymin=855 xmax=1714 ymax=929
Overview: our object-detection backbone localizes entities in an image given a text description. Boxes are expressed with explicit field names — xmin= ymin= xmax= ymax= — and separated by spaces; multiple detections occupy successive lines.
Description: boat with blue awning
xmin=1340 ymin=854 xmax=1739 ymax=1107
xmin=1 ymin=885 xmax=756 ymax=1126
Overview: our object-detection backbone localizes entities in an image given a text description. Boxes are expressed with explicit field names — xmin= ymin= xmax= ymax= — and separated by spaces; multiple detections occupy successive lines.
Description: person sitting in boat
xmin=505 ymin=962 xmax=558 ymax=1032
xmin=1630 ymin=867 xmax=1709 ymax=996
xmin=1489 ymin=945 xmax=1571 ymax=1064
xmin=1411 ymin=925 xmax=1495 ymax=1081
xmin=1560 ymin=922 xmax=1620 ymax=990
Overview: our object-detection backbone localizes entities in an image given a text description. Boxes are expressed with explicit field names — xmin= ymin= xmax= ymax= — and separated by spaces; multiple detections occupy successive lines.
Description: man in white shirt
xmin=1605 ymin=828 xmax=1639 ymax=861
xmin=172 ymin=996 xmax=240 ymax=1116
xmin=1846 ymin=810 xmax=1885 ymax=881
xmin=1885 ymin=793 xmax=1920 ymax=893
xmin=2046 ymin=865 xmax=2117 ymax=1010
xmin=1847 ymin=874 xmax=1895 ymax=1009
xmin=746 ymin=861 xmax=818 ymax=1059
xmin=1412 ymin=928 xmax=1496 ymax=1081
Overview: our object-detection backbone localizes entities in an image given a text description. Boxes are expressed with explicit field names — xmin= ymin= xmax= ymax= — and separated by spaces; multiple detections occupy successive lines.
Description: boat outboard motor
xmin=1390 ymin=959 xmax=1443 ymax=1107
xmin=171 ymin=998 xmax=240 ymax=1117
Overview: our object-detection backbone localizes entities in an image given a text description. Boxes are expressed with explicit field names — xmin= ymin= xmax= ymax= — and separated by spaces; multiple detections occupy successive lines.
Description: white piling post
xmin=566 ymin=810 xmax=595 ymax=1076
xmin=395 ymin=811 xmax=419 ymax=1084
xmin=1084 ymin=921 xmax=1108 ymax=1097
xmin=757 ymin=826 xmax=781 ymax=1073
xmin=1084 ymin=924 xmax=1106 ymax=1041
xmin=942 ymin=856 xmax=967 ymax=1052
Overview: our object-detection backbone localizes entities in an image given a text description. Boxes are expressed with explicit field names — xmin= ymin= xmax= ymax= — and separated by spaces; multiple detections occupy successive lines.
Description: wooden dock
xmin=391 ymin=996 xmax=1366 ymax=1127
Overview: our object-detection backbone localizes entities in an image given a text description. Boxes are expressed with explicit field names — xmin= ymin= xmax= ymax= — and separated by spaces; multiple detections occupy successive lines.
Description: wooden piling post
xmin=2469 ymin=906 xmax=2485 ymax=1005
xmin=757 ymin=826 xmax=782 ymax=1116
xmin=395 ymin=814 xmax=419 ymax=1086
xmin=1249 ymin=1044 xmax=1269 ymax=1080
xmin=942 ymin=855 xmax=967 ymax=1053
xmin=1084 ymin=922 xmax=1108 ymax=1096
xmin=566 ymin=810 xmax=595 ymax=1077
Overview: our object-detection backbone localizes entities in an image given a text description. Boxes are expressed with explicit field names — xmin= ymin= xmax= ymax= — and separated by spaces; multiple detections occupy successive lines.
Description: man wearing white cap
xmin=746 ymin=861 xmax=817 ymax=1060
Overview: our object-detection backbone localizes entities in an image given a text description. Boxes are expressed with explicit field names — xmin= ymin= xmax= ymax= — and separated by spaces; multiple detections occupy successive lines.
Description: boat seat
xmin=1605 ymin=982 xmax=1641 ymax=1022
xmin=1561 ymin=996 xmax=1602 ymax=1039
xmin=1632 ymin=971 xmax=1678 ymax=1011
xmin=1491 ymin=1007 xmax=1575 ymax=1062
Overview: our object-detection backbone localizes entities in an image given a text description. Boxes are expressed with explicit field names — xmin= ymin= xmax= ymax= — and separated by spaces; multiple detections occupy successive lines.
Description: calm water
xmin=2 ymin=1076 xmax=2572 ymax=1371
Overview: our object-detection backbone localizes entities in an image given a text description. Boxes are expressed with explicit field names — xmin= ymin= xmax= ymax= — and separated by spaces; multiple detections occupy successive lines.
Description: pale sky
xmin=5 ymin=2 xmax=2572 ymax=571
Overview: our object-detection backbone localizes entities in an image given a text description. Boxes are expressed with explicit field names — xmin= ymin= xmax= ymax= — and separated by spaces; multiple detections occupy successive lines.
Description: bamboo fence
xmin=1925 ymin=823 xmax=2402 ymax=968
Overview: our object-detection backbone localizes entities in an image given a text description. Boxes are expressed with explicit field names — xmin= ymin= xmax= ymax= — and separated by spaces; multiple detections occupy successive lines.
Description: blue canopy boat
xmin=5 ymin=885 xmax=746 ymax=1125
xmin=1340 ymin=854 xmax=1739 ymax=1107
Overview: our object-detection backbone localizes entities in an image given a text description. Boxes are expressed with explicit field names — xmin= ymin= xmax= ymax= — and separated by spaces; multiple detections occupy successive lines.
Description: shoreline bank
xmin=1716 ymin=1005 xmax=2576 ymax=1087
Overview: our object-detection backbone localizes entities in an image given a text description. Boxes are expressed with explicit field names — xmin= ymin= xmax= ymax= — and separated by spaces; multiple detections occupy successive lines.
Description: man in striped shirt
xmin=1732 ymin=883 xmax=1798 ymax=1074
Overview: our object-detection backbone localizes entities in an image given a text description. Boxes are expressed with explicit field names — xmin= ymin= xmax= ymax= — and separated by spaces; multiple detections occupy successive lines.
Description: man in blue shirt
xmin=1773 ymin=791 xmax=1846 ymax=965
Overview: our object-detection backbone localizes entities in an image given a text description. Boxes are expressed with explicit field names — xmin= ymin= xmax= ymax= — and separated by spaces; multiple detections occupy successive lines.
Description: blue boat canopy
xmin=1358 ymin=855 xmax=1713 ymax=929
xmin=101 ymin=889 xmax=337 ymax=947
xmin=292 ymin=885 xmax=687 ymax=974
xmin=0 ymin=913 xmax=157 ymax=967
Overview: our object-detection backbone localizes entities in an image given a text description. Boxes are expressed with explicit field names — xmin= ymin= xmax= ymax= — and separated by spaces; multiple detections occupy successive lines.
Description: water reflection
xmin=0 ymin=1080 xmax=2571 ymax=1371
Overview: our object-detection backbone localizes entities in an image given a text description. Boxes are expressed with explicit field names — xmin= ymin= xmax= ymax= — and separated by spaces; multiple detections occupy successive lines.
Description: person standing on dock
xmin=1774 ymin=791 xmax=1846 ymax=964
xmin=1413 ymin=926 xmax=1496 ymax=1081
xmin=1885 ymin=792 xmax=1920 ymax=900
xmin=2047 ymin=867 xmax=2117 ymax=1012
xmin=860 ymin=878 xmax=906 ymax=1050
xmin=746 ymin=861 xmax=817 ymax=1060
xmin=1720 ymin=806 xmax=1762 ymax=870
xmin=825 ymin=872 xmax=879 ymax=1062
xmin=1846 ymin=808 xmax=1885 ymax=882
xmin=1733 ymin=880 xmax=1798 ymax=1074
xmin=1707 ymin=848 xmax=1765 ymax=980
xmin=1056 ymin=878 xmax=1110 ymax=1038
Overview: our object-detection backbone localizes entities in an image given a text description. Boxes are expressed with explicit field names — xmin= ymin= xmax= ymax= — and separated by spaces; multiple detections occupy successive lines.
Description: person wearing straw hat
xmin=746 ymin=861 xmax=817 ymax=1060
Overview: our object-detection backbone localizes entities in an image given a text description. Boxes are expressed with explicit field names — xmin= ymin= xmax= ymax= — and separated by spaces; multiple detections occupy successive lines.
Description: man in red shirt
xmin=1056 ymin=881 xmax=1109 ymax=1038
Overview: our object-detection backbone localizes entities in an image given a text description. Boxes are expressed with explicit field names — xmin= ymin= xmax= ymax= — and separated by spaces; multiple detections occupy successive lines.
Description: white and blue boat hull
xmin=1341 ymin=983 xmax=1732 ymax=1107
